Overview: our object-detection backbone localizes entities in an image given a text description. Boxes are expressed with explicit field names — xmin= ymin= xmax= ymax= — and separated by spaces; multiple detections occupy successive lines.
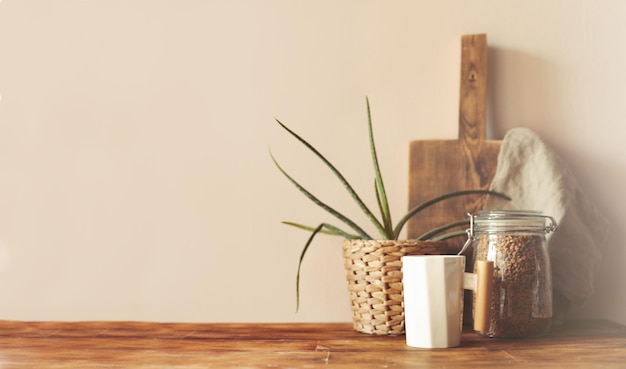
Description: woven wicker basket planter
xmin=343 ymin=239 xmax=453 ymax=335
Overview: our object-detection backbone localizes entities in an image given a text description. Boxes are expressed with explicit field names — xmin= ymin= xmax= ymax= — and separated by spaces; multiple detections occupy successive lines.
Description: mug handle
xmin=473 ymin=260 xmax=494 ymax=332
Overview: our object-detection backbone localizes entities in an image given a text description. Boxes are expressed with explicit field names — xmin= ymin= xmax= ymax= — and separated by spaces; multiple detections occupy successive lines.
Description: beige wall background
xmin=0 ymin=0 xmax=624 ymax=324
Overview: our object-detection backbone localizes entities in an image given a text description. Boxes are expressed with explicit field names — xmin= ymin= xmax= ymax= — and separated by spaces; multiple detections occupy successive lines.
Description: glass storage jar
xmin=468 ymin=210 xmax=557 ymax=338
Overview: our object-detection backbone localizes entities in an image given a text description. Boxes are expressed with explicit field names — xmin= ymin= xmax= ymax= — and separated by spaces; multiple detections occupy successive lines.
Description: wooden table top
xmin=0 ymin=320 xmax=623 ymax=368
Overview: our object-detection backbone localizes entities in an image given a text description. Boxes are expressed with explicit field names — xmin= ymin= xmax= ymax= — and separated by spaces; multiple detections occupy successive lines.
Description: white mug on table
xmin=402 ymin=255 xmax=492 ymax=348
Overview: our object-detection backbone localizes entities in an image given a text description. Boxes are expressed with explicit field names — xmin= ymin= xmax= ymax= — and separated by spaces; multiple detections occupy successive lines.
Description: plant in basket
xmin=270 ymin=98 xmax=509 ymax=335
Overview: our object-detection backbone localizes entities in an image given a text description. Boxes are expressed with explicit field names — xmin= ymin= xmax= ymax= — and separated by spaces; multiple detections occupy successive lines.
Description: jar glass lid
xmin=472 ymin=210 xmax=557 ymax=233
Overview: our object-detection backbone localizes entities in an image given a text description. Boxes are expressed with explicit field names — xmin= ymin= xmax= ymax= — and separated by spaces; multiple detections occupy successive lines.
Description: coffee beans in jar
xmin=469 ymin=210 xmax=557 ymax=338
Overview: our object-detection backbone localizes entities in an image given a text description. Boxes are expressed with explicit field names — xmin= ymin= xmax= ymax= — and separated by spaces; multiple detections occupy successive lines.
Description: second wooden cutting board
xmin=406 ymin=34 xmax=501 ymax=252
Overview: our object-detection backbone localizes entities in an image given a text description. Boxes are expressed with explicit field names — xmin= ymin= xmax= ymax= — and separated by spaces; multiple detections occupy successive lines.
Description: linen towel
xmin=484 ymin=127 xmax=609 ymax=312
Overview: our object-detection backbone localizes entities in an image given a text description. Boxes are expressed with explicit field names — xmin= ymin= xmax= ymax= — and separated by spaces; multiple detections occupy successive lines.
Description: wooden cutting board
xmin=406 ymin=34 xmax=501 ymax=252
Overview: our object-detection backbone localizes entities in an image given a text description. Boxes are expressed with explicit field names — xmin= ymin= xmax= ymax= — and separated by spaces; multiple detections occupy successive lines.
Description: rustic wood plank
xmin=0 ymin=320 xmax=622 ymax=368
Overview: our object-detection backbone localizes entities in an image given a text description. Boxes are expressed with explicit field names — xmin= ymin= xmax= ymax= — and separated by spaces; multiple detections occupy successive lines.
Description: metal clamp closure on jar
xmin=458 ymin=210 xmax=557 ymax=255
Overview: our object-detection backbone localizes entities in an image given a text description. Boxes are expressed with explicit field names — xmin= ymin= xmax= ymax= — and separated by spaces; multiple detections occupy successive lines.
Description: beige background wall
xmin=0 ymin=0 xmax=624 ymax=324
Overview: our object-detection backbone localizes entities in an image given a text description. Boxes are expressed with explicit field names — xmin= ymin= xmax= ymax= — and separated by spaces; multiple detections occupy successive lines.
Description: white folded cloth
xmin=484 ymin=127 xmax=609 ymax=312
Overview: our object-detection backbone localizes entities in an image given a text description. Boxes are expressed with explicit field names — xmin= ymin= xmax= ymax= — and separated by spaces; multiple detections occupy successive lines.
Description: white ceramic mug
xmin=402 ymin=255 xmax=492 ymax=348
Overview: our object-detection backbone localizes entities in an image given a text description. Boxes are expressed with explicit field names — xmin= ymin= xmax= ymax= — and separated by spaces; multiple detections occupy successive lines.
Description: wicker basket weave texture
xmin=343 ymin=239 xmax=451 ymax=335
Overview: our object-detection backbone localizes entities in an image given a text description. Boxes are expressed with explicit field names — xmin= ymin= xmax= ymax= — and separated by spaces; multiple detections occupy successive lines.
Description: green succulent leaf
xmin=295 ymin=223 xmax=350 ymax=311
xmin=270 ymin=150 xmax=373 ymax=240
xmin=282 ymin=221 xmax=360 ymax=239
xmin=393 ymin=189 xmax=511 ymax=239
xmin=429 ymin=229 xmax=468 ymax=241
xmin=295 ymin=223 xmax=323 ymax=312
xmin=415 ymin=219 xmax=469 ymax=241
xmin=374 ymin=180 xmax=390 ymax=238
xmin=367 ymin=98 xmax=394 ymax=239
xmin=274 ymin=119 xmax=386 ymax=238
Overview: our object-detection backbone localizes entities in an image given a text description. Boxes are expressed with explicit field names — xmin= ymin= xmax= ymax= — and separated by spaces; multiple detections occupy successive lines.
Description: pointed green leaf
xmin=367 ymin=98 xmax=393 ymax=238
xmin=296 ymin=223 xmax=324 ymax=312
xmin=294 ymin=222 xmax=353 ymax=311
xmin=393 ymin=190 xmax=511 ymax=239
xmin=416 ymin=219 xmax=469 ymax=241
xmin=430 ymin=230 xmax=469 ymax=241
xmin=274 ymin=119 xmax=386 ymax=238
xmin=270 ymin=150 xmax=372 ymax=240
xmin=282 ymin=221 xmax=360 ymax=239
xmin=374 ymin=179 xmax=394 ymax=239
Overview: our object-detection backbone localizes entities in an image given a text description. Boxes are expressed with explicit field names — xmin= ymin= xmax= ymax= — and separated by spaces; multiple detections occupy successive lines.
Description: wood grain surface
xmin=0 ymin=320 xmax=623 ymax=368
xmin=407 ymin=34 xmax=501 ymax=251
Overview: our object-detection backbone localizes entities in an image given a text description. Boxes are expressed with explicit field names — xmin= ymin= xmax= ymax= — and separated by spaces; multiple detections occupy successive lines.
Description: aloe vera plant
xmin=270 ymin=98 xmax=509 ymax=309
